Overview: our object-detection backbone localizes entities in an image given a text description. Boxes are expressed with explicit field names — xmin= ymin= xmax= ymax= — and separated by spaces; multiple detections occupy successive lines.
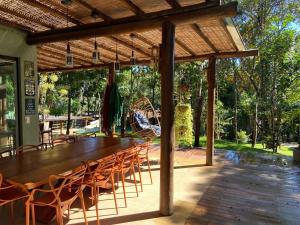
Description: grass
xmin=92 ymin=132 xmax=294 ymax=157
xmin=152 ymin=136 xmax=294 ymax=157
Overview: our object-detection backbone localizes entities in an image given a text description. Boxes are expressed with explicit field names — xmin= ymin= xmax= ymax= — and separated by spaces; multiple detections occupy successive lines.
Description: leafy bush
xmin=237 ymin=130 xmax=249 ymax=143
xmin=175 ymin=103 xmax=193 ymax=147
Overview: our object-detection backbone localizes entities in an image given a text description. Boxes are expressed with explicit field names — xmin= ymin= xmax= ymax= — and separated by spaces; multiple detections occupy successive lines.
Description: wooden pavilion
xmin=0 ymin=0 xmax=258 ymax=216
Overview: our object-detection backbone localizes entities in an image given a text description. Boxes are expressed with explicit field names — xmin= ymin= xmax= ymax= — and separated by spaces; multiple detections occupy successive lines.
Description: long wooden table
xmin=0 ymin=137 xmax=140 ymax=190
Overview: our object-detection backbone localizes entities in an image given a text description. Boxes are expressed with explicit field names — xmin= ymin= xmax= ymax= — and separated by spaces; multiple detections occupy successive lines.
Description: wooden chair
xmin=15 ymin=144 xmax=46 ymax=155
xmin=25 ymin=164 xmax=88 ymax=225
xmin=114 ymin=147 xmax=140 ymax=207
xmin=135 ymin=142 xmax=153 ymax=192
xmin=0 ymin=173 xmax=29 ymax=223
xmin=52 ymin=135 xmax=76 ymax=147
xmin=40 ymin=122 xmax=54 ymax=147
xmin=84 ymin=155 xmax=119 ymax=218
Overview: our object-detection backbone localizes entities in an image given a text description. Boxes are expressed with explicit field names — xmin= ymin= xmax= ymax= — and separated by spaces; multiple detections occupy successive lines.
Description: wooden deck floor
xmin=185 ymin=162 xmax=300 ymax=225
xmin=1 ymin=145 xmax=299 ymax=225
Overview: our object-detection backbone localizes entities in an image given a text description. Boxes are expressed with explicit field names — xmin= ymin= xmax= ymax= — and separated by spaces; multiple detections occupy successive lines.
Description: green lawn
xmin=152 ymin=136 xmax=294 ymax=157
xmin=93 ymin=132 xmax=294 ymax=157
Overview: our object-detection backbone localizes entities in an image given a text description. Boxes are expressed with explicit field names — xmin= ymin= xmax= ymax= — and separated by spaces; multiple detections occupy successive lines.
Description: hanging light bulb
xmin=66 ymin=41 xmax=73 ymax=67
xmin=130 ymin=33 xmax=136 ymax=65
xmin=92 ymin=38 xmax=100 ymax=64
xmin=114 ymin=40 xmax=120 ymax=72
xmin=151 ymin=46 xmax=158 ymax=69
xmin=64 ymin=4 xmax=73 ymax=67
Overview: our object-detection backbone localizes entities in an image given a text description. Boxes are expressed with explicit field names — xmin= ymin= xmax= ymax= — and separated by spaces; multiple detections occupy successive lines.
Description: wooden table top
xmin=0 ymin=137 xmax=140 ymax=189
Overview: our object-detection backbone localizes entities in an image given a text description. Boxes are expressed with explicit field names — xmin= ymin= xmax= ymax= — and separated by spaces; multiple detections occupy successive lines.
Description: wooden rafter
xmin=18 ymin=0 xmax=82 ymax=25
xmin=27 ymin=1 xmax=233 ymax=45
xmin=38 ymin=49 xmax=258 ymax=72
xmin=42 ymin=44 xmax=94 ymax=63
xmin=74 ymin=0 xmax=112 ymax=22
xmin=0 ymin=17 xmax=31 ymax=32
xmin=39 ymin=48 xmax=93 ymax=65
xmin=164 ymin=0 xmax=181 ymax=9
xmin=0 ymin=5 xmax=54 ymax=29
xmin=175 ymin=38 xmax=196 ymax=56
xmin=191 ymin=24 xmax=218 ymax=52
xmin=120 ymin=0 xmax=144 ymax=16
xmin=109 ymin=36 xmax=151 ymax=57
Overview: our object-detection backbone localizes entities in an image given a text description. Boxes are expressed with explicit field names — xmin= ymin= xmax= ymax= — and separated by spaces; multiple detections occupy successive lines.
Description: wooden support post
xmin=159 ymin=21 xmax=175 ymax=216
xmin=108 ymin=63 xmax=116 ymax=137
xmin=206 ymin=56 xmax=216 ymax=166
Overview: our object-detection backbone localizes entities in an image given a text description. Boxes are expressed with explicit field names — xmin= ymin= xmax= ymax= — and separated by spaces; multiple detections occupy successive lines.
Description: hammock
xmin=129 ymin=97 xmax=161 ymax=139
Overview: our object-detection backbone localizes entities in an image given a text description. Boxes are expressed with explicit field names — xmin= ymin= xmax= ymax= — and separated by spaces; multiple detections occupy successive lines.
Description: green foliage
xmin=237 ymin=130 xmax=249 ymax=144
xmin=175 ymin=103 xmax=193 ymax=147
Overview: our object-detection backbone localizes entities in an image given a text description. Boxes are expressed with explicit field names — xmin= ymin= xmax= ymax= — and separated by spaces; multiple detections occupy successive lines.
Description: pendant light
xmin=64 ymin=5 xmax=73 ymax=67
xmin=130 ymin=33 xmax=136 ymax=65
xmin=92 ymin=37 xmax=100 ymax=64
xmin=150 ymin=46 xmax=158 ymax=69
xmin=92 ymin=14 xmax=100 ymax=64
xmin=114 ymin=39 xmax=120 ymax=72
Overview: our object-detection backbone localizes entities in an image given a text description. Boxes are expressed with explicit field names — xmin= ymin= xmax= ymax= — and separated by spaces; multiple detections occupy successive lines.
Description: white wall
xmin=0 ymin=24 xmax=39 ymax=145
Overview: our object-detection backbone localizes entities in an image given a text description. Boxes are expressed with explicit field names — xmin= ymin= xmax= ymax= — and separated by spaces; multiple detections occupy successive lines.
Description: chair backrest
xmin=16 ymin=145 xmax=39 ymax=155
xmin=85 ymin=155 xmax=116 ymax=183
xmin=48 ymin=164 xmax=86 ymax=205
xmin=0 ymin=173 xmax=3 ymax=187
xmin=116 ymin=147 xmax=140 ymax=168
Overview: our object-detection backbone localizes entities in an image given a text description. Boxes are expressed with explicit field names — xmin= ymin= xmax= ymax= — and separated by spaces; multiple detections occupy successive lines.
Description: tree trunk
xmin=251 ymin=101 xmax=258 ymax=148
xmin=194 ymin=77 xmax=203 ymax=147
xmin=87 ymin=97 xmax=90 ymax=116
xmin=66 ymin=93 xmax=71 ymax=135
xmin=234 ymin=70 xmax=238 ymax=143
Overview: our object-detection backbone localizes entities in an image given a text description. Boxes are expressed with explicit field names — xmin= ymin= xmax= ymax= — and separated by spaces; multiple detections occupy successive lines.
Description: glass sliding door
xmin=0 ymin=56 xmax=19 ymax=153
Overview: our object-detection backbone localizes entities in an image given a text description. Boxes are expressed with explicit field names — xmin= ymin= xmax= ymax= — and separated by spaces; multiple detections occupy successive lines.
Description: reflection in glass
xmin=0 ymin=58 xmax=17 ymax=152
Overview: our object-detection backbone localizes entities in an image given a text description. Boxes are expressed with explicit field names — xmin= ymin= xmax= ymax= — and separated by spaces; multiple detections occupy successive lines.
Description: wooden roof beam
xmin=120 ymin=0 xmax=145 ymax=16
xmin=165 ymin=0 xmax=181 ymax=9
xmin=74 ymin=0 xmax=112 ymax=22
xmin=0 ymin=6 xmax=55 ymax=29
xmin=175 ymin=49 xmax=258 ymax=62
xmin=38 ymin=48 xmax=93 ymax=65
xmin=109 ymin=36 xmax=151 ymax=57
xmin=18 ymin=0 xmax=82 ymax=25
xmin=27 ymin=1 xmax=233 ymax=45
xmin=38 ymin=49 xmax=258 ymax=72
xmin=191 ymin=24 xmax=218 ymax=52
xmin=175 ymin=38 xmax=196 ymax=56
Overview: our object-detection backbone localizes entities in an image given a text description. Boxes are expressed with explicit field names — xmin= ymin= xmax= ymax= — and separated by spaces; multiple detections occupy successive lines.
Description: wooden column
xmin=206 ymin=56 xmax=216 ymax=166
xmin=159 ymin=21 xmax=175 ymax=216
xmin=108 ymin=63 xmax=115 ymax=136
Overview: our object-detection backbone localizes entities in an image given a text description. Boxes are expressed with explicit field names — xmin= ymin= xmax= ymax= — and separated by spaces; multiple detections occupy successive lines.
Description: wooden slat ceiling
xmin=0 ymin=0 xmax=246 ymax=72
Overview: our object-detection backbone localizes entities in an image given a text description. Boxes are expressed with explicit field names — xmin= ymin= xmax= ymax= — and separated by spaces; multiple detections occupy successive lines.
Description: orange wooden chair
xmin=0 ymin=173 xmax=29 ymax=223
xmin=25 ymin=165 xmax=88 ymax=225
xmin=135 ymin=142 xmax=153 ymax=192
xmin=114 ymin=147 xmax=140 ymax=207
xmin=84 ymin=155 xmax=119 ymax=215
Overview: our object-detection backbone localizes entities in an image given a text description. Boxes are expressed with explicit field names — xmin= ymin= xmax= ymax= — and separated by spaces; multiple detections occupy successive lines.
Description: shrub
xmin=237 ymin=130 xmax=249 ymax=143
xmin=175 ymin=103 xmax=193 ymax=147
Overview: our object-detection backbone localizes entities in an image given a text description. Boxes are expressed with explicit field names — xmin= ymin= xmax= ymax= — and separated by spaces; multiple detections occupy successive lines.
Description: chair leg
xmin=9 ymin=201 xmax=14 ymax=224
xmin=31 ymin=205 xmax=36 ymax=225
xmin=79 ymin=190 xmax=88 ymax=225
xmin=131 ymin=165 xmax=139 ymax=197
xmin=67 ymin=205 xmax=70 ymax=220
xmin=137 ymin=161 xmax=143 ymax=192
xmin=25 ymin=202 xmax=30 ymax=225
xmin=56 ymin=206 xmax=63 ymax=225
xmin=111 ymin=176 xmax=118 ymax=214
xmin=94 ymin=187 xmax=100 ymax=225
xmin=147 ymin=158 xmax=153 ymax=184
xmin=120 ymin=171 xmax=127 ymax=207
